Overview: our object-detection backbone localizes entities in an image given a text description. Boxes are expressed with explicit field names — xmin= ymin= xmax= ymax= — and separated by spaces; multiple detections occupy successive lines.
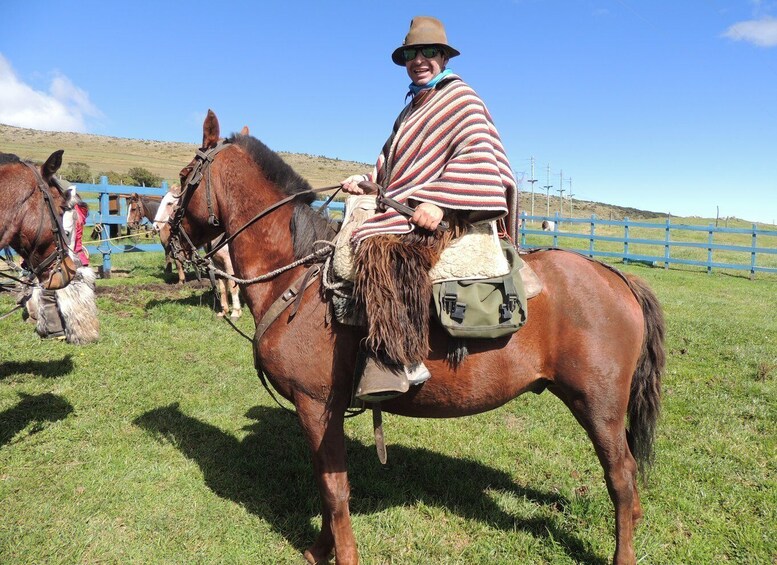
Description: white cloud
xmin=0 ymin=53 xmax=103 ymax=132
xmin=722 ymin=16 xmax=777 ymax=47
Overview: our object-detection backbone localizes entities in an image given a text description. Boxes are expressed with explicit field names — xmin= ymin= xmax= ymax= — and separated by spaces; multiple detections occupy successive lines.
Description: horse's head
xmin=126 ymin=193 xmax=144 ymax=231
xmin=170 ymin=109 xmax=334 ymax=271
xmin=153 ymin=189 xmax=181 ymax=247
xmin=170 ymin=110 xmax=228 ymax=256
xmin=2 ymin=150 xmax=78 ymax=290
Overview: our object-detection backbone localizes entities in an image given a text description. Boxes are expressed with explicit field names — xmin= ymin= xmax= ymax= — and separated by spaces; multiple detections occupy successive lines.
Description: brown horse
xmin=0 ymin=150 xmax=76 ymax=290
xmin=171 ymin=111 xmax=665 ymax=565
xmin=126 ymin=192 xmax=162 ymax=231
xmin=126 ymin=191 xmax=188 ymax=292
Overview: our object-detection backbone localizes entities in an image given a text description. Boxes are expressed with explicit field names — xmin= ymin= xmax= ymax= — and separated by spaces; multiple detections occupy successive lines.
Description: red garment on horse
xmin=71 ymin=204 xmax=89 ymax=266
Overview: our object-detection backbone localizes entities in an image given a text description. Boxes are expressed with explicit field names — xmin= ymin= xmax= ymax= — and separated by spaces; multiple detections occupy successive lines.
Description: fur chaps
xmin=354 ymin=231 xmax=448 ymax=366
xmin=29 ymin=267 xmax=99 ymax=344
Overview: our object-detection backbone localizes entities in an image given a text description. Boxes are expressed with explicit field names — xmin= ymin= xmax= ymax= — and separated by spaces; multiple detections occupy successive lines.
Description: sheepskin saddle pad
xmin=332 ymin=195 xmax=542 ymax=299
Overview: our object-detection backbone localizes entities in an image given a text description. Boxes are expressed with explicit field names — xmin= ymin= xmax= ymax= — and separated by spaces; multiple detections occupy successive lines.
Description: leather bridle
xmin=168 ymin=140 xmax=338 ymax=274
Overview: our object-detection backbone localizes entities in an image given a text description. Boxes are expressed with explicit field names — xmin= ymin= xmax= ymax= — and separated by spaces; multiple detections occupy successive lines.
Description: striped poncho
xmin=352 ymin=74 xmax=515 ymax=243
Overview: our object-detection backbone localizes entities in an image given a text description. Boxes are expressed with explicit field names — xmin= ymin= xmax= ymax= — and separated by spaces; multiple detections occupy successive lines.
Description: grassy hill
xmin=0 ymin=123 xmax=760 ymax=225
xmin=0 ymin=123 xmax=370 ymax=192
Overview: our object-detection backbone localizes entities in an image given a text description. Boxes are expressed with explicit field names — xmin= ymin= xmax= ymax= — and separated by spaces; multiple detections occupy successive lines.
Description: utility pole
xmin=568 ymin=178 xmax=574 ymax=218
xmin=527 ymin=156 xmax=537 ymax=223
xmin=543 ymin=164 xmax=552 ymax=217
xmin=557 ymin=169 xmax=565 ymax=216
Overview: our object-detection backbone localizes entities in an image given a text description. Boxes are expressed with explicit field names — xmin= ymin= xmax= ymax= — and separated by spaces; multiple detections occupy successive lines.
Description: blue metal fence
xmin=519 ymin=212 xmax=777 ymax=278
xmin=76 ymin=178 xmax=169 ymax=275
xmin=76 ymin=178 xmax=346 ymax=276
xmin=76 ymin=180 xmax=776 ymax=279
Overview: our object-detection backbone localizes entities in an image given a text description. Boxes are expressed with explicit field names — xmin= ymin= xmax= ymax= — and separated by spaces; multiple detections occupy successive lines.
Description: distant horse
xmin=0 ymin=150 xmax=76 ymax=290
xmin=155 ymin=188 xmax=241 ymax=319
xmin=169 ymin=111 xmax=665 ymax=565
xmin=126 ymin=192 xmax=188 ymax=288
xmin=541 ymin=220 xmax=556 ymax=231
xmin=126 ymin=193 xmax=162 ymax=231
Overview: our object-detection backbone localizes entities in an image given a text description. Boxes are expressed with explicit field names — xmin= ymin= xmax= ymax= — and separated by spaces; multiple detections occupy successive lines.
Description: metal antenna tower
xmin=543 ymin=164 xmax=552 ymax=217
xmin=528 ymin=156 xmax=537 ymax=222
xmin=557 ymin=169 xmax=565 ymax=215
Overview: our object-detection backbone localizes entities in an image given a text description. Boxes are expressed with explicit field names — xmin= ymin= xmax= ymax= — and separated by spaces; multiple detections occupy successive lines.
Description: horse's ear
xmin=41 ymin=150 xmax=64 ymax=181
xmin=203 ymin=109 xmax=220 ymax=149
xmin=240 ymin=125 xmax=249 ymax=136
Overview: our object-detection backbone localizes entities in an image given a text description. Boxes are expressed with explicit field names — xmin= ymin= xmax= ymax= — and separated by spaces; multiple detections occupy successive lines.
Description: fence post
xmin=623 ymin=217 xmax=630 ymax=264
xmin=99 ymin=176 xmax=111 ymax=278
xmin=589 ymin=214 xmax=596 ymax=257
xmin=750 ymin=224 xmax=757 ymax=280
xmin=519 ymin=211 xmax=527 ymax=247
xmin=664 ymin=218 xmax=671 ymax=269
xmin=553 ymin=212 xmax=560 ymax=248
xmin=707 ymin=224 xmax=714 ymax=274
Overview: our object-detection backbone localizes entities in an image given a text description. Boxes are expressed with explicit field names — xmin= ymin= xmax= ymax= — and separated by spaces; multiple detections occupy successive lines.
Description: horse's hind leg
xmin=295 ymin=395 xmax=358 ymax=565
xmin=561 ymin=390 xmax=639 ymax=565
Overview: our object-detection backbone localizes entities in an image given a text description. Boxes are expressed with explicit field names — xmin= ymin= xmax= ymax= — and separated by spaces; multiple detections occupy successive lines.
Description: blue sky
xmin=1 ymin=0 xmax=776 ymax=223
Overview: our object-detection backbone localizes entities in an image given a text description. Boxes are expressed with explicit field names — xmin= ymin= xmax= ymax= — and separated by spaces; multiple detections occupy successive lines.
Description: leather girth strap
xmin=254 ymin=264 xmax=321 ymax=345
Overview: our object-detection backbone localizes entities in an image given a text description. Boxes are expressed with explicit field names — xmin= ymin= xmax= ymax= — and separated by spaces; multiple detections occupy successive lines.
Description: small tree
xmin=61 ymin=161 xmax=92 ymax=183
xmin=127 ymin=167 xmax=162 ymax=188
xmin=98 ymin=171 xmax=135 ymax=185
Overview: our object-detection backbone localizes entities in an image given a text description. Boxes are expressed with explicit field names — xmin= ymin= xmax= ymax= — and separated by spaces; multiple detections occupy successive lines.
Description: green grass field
xmin=1 ymin=252 xmax=775 ymax=564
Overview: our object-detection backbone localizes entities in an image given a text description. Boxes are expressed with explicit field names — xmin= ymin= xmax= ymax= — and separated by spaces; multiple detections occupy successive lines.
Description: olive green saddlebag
xmin=432 ymin=240 xmax=527 ymax=339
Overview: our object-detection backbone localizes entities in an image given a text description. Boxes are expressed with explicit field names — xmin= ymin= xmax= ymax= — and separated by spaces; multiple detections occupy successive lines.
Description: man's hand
xmin=340 ymin=174 xmax=368 ymax=194
xmin=411 ymin=202 xmax=444 ymax=231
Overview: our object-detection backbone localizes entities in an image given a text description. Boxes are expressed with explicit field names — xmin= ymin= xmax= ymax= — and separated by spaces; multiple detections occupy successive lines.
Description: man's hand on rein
xmin=410 ymin=202 xmax=444 ymax=231
xmin=340 ymin=175 xmax=370 ymax=194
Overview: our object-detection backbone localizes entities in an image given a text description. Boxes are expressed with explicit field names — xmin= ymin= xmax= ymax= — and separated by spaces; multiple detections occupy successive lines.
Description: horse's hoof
xmin=216 ymin=312 xmax=225 ymax=318
xmin=230 ymin=311 xmax=242 ymax=319
xmin=302 ymin=549 xmax=325 ymax=564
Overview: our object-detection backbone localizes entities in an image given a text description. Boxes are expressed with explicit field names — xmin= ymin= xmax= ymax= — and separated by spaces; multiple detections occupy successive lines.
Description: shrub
xmin=127 ymin=167 xmax=162 ymax=188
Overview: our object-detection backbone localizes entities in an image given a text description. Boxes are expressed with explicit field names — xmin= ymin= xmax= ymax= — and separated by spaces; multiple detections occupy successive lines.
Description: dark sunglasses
xmin=402 ymin=46 xmax=442 ymax=62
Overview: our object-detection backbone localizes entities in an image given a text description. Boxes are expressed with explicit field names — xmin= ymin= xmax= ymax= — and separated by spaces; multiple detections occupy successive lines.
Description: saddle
xmin=329 ymin=195 xmax=542 ymax=331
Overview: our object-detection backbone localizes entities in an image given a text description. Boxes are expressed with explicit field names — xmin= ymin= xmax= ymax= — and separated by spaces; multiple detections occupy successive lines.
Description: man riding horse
xmin=340 ymin=16 xmax=516 ymax=401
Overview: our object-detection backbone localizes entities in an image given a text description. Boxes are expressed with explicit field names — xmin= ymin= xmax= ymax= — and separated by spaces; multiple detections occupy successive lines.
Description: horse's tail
xmin=624 ymin=274 xmax=666 ymax=481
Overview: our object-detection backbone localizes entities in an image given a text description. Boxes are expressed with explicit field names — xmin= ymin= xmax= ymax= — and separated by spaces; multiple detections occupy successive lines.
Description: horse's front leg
xmin=228 ymin=280 xmax=242 ymax=318
xmin=216 ymin=279 xmax=229 ymax=317
xmin=176 ymin=259 xmax=186 ymax=285
xmin=295 ymin=394 xmax=358 ymax=565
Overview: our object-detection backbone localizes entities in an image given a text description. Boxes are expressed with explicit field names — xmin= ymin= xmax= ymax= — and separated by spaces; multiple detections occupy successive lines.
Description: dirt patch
xmin=95 ymin=281 xmax=211 ymax=302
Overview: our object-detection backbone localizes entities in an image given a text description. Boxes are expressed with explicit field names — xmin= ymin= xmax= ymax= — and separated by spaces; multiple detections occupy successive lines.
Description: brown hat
xmin=391 ymin=16 xmax=461 ymax=66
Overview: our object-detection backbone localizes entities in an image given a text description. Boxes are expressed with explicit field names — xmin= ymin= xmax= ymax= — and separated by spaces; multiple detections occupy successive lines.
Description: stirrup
xmin=355 ymin=357 xmax=409 ymax=402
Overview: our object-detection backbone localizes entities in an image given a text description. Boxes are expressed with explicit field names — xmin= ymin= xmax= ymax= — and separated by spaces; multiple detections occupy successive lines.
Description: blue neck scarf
xmin=408 ymin=69 xmax=453 ymax=97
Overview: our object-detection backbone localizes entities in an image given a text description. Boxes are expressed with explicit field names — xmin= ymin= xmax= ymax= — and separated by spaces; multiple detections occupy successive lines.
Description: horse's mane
xmin=227 ymin=133 xmax=337 ymax=259
xmin=227 ymin=134 xmax=314 ymax=202
xmin=0 ymin=153 xmax=21 ymax=165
